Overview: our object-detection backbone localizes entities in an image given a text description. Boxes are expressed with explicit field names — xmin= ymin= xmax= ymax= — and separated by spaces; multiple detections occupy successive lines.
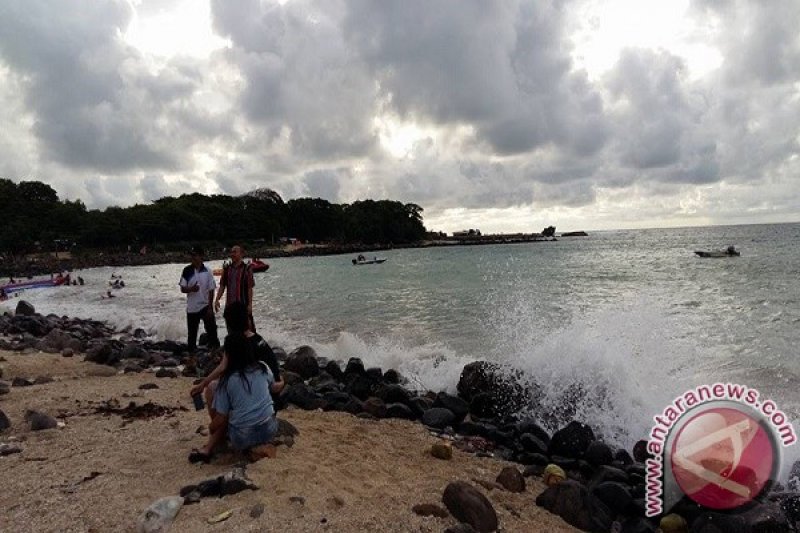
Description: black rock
xmin=155 ymin=368 xmax=178 ymax=378
xmin=442 ymin=481 xmax=498 ymax=533
xmin=12 ymin=377 xmax=35 ymax=387
xmin=133 ymin=328 xmax=148 ymax=339
xmin=344 ymin=357 xmax=365 ymax=376
xmin=408 ymin=396 xmax=433 ymax=417
xmin=324 ymin=360 xmax=344 ymax=382
xmin=519 ymin=433 xmax=549 ymax=455
xmin=15 ymin=300 xmax=36 ymax=316
xmin=523 ymin=464 xmax=546 ymax=477
xmin=365 ymin=367 xmax=383 ymax=381
xmin=377 ymin=384 xmax=412 ymax=405
xmin=0 ymin=409 xmax=10 ymax=431
xmin=619 ymin=517 xmax=657 ymax=533
xmin=284 ymin=346 xmax=320 ymax=379
xmin=496 ymin=466 xmax=525 ymax=493
xmin=362 ymin=397 xmax=388 ymax=418
xmin=0 ymin=381 xmax=9 ymax=395
xmin=383 ymin=369 xmax=400 ymax=384
xmin=421 ymin=407 xmax=456 ymax=429
xmin=535 ymin=479 xmax=614 ymax=532
xmin=0 ymin=443 xmax=22 ymax=456
xmin=590 ymin=465 xmax=630 ymax=487
xmin=25 ymin=410 xmax=58 ymax=431
xmin=85 ymin=342 xmax=114 ymax=365
xmin=346 ymin=375 xmax=377 ymax=401
xmin=385 ymin=402 xmax=415 ymax=420
xmin=121 ymin=344 xmax=147 ymax=359
xmin=434 ymin=392 xmax=469 ymax=423
xmin=139 ymin=383 xmax=159 ymax=390
xmin=585 ymin=441 xmax=613 ymax=467
xmin=614 ymin=449 xmax=634 ymax=465
xmin=457 ymin=420 xmax=496 ymax=438
xmin=516 ymin=418 xmax=551 ymax=445
xmin=780 ymin=494 xmax=800 ymax=530
xmin=282 ymin=383 xmax=325 ymax=410
xmin=632 ymin=439 xmax=650 ymax=463
xmin=457 ymin=361 xmax=532 ymax=419
xmin=591 ymin=481 xmax=633 ymax=515
xmin=548 ymin=421 xmax=596 ymax=459
xmin=323 ymin=392 xmax=363 ymax=415
xmin=689 ymin=512 xmax=749 ymax=533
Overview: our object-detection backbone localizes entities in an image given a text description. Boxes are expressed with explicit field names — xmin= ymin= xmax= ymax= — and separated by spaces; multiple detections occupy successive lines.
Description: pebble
xmin=431 ymin=442 xmax=453 ymax=460
xmin=0 ymin=443 xmax=22 ymax=456
xmin=249 ymin=503 xmax=265 ymax=518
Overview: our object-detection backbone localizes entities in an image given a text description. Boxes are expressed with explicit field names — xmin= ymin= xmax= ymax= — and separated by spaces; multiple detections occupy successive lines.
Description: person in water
xmin=189 ymin=303 xmax=283 ymax=463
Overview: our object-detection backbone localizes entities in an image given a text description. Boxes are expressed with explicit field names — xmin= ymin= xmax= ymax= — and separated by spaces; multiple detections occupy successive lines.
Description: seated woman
xmin=190 ymin=302 xmax=284 ymax=416
xmin=190 ymin=330 xmax=280 ymax=463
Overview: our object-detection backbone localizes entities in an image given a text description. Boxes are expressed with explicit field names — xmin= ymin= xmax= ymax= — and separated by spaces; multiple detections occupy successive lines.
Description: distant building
xmin=452 ymin=229 xmax=482 ymax=237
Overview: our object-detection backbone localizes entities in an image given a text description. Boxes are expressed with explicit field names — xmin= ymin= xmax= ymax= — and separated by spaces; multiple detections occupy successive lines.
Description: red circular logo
xmin=670 ymin=406 xmax=776 ymax=509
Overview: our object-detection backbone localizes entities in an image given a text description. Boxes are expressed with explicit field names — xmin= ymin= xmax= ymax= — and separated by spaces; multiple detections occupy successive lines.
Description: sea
xmin=4 ymin=222 xmax=800 ymax=465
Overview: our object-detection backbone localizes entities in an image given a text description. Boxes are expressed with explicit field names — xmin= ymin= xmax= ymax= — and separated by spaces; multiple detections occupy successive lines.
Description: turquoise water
xmin=8 ymin=222 xmax=800 ymax=449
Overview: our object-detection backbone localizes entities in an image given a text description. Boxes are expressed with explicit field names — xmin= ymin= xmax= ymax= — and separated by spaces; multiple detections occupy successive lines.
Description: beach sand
xmin=0 ymin=349 xmax=578 ymax=532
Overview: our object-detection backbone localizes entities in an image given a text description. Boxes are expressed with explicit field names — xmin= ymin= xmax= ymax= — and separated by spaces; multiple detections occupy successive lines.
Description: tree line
xmin=0 ymin=179 xmax=427 ymax=255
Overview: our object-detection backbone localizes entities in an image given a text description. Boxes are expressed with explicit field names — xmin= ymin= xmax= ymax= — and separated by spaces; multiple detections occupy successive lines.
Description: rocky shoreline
xmin=2 ymin=301 xmax=799 ymax=532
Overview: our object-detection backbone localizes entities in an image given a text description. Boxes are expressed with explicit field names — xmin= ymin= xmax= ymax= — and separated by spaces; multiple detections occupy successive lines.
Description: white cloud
xmin=0 ymin=0 xmax=797 ymax=231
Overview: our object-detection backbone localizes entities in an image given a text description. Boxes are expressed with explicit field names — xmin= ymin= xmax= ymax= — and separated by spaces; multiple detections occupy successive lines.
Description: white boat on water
xmin=352 ymin=255 xmax=387 ymax=265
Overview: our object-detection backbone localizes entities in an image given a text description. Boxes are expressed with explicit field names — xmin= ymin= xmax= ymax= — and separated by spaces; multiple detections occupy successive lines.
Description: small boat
xmin=352 ymin=256 xmax=387 ymax=265
xmin=695 ymin=246 xmax=740 ymax=258
xmin=250 ymin=259 xmax=269 ymax=273
xmin=1 ymin=275 xmax=67 ymax=294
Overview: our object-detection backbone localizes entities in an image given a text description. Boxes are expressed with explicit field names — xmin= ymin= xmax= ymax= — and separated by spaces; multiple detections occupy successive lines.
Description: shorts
xmin=228 ymin=416 xmax=278 ymax=450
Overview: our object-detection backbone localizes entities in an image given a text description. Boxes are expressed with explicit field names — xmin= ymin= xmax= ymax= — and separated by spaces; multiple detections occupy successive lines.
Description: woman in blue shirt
xmin=190 ymin=330 xmax=279 ymax=463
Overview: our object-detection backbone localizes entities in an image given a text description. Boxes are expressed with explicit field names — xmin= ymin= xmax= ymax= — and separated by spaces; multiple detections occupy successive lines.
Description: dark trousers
xmin=187 ymin=306 xmax=219 ymax=351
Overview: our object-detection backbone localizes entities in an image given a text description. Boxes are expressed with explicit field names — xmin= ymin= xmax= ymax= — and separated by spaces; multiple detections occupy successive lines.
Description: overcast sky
xmin=1 ymin=0 xmax=798 ymax=232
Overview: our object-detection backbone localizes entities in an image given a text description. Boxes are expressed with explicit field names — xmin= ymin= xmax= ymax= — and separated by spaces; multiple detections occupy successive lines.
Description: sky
xmin=0 ymin=0 xmax=799 ymax=233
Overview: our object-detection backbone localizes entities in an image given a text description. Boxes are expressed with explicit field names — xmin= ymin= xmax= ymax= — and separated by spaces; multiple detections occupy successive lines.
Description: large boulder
xmin=283 ymin=346 xmax=320 ymax=379
xmin=421 ymin=408 xmax=456 ymax=429
xmin=434 ymin=392 xmax=469 ymax=423
xmin=15 ymin=300 xmax=36 ymax=316
xmin=442 ymin=481 xmax=498 ymax=533
xmin=548 ymin=421 xmax=596 ymax=459
xmin=535 ymin=479 xmax=613 ymax=532
xmin=457 ymin=361 xmax=533 ymax=418
xmin=0 ymin=409 xmax=10 ymax=431
xmin=36 ymin=328 xmax=73 ymax=353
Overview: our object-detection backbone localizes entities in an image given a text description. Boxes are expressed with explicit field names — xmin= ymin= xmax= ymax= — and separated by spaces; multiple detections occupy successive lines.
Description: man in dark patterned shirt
xmin=214 ymin=244 xmax=256 ymax=331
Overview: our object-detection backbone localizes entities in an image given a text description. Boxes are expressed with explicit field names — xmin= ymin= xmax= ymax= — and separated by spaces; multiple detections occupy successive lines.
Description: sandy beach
xmin=0 ymin=349 xmax=577 ymax=532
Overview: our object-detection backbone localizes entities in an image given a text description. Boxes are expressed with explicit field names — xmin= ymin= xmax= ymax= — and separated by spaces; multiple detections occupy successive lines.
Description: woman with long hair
xmin=189 ymin=305 xmax=280 ymax=463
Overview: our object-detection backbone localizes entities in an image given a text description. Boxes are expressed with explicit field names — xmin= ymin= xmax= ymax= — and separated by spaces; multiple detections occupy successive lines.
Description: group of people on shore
xmin=179 ymin=245 xmax=283 ymax=463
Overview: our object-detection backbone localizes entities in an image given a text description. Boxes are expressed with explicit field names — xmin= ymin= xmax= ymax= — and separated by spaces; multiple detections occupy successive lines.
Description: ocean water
xmin=5 ymin=222 xmax=800 ymax=454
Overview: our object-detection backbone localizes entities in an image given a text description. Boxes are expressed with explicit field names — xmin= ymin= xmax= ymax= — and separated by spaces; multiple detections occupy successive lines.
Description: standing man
xmin=214 ymin=244 xmax=256 ymax=331
xmin=180 ymin=246 xmax=219 ymax=352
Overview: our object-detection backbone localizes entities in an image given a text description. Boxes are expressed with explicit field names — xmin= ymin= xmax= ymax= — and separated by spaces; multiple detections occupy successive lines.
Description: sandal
xmin=188 ymin=448 xmax=212 ymax=464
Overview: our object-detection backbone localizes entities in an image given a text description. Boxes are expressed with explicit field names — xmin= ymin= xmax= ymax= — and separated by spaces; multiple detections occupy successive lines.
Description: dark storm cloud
xmin=0 ymin=0 xmax=224 ymax=174
xmin=342 ymin=0 xmax=609 ymax=157
xmin=211 ymin=0 xmax=379 ymax=160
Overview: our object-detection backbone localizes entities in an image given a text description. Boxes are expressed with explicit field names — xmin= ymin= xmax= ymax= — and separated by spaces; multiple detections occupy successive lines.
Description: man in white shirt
xmin=179 ymin=246 xmax=219 ymax=352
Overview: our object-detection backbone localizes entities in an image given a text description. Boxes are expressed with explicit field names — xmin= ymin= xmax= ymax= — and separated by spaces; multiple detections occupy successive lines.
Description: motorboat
xmin=250 ymin=259 xmax=269 ymax=273
xmin=695 ymin=246 xmax=740 ymax=258
xmin=352 ymin=256 xmax=387 ymax=265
